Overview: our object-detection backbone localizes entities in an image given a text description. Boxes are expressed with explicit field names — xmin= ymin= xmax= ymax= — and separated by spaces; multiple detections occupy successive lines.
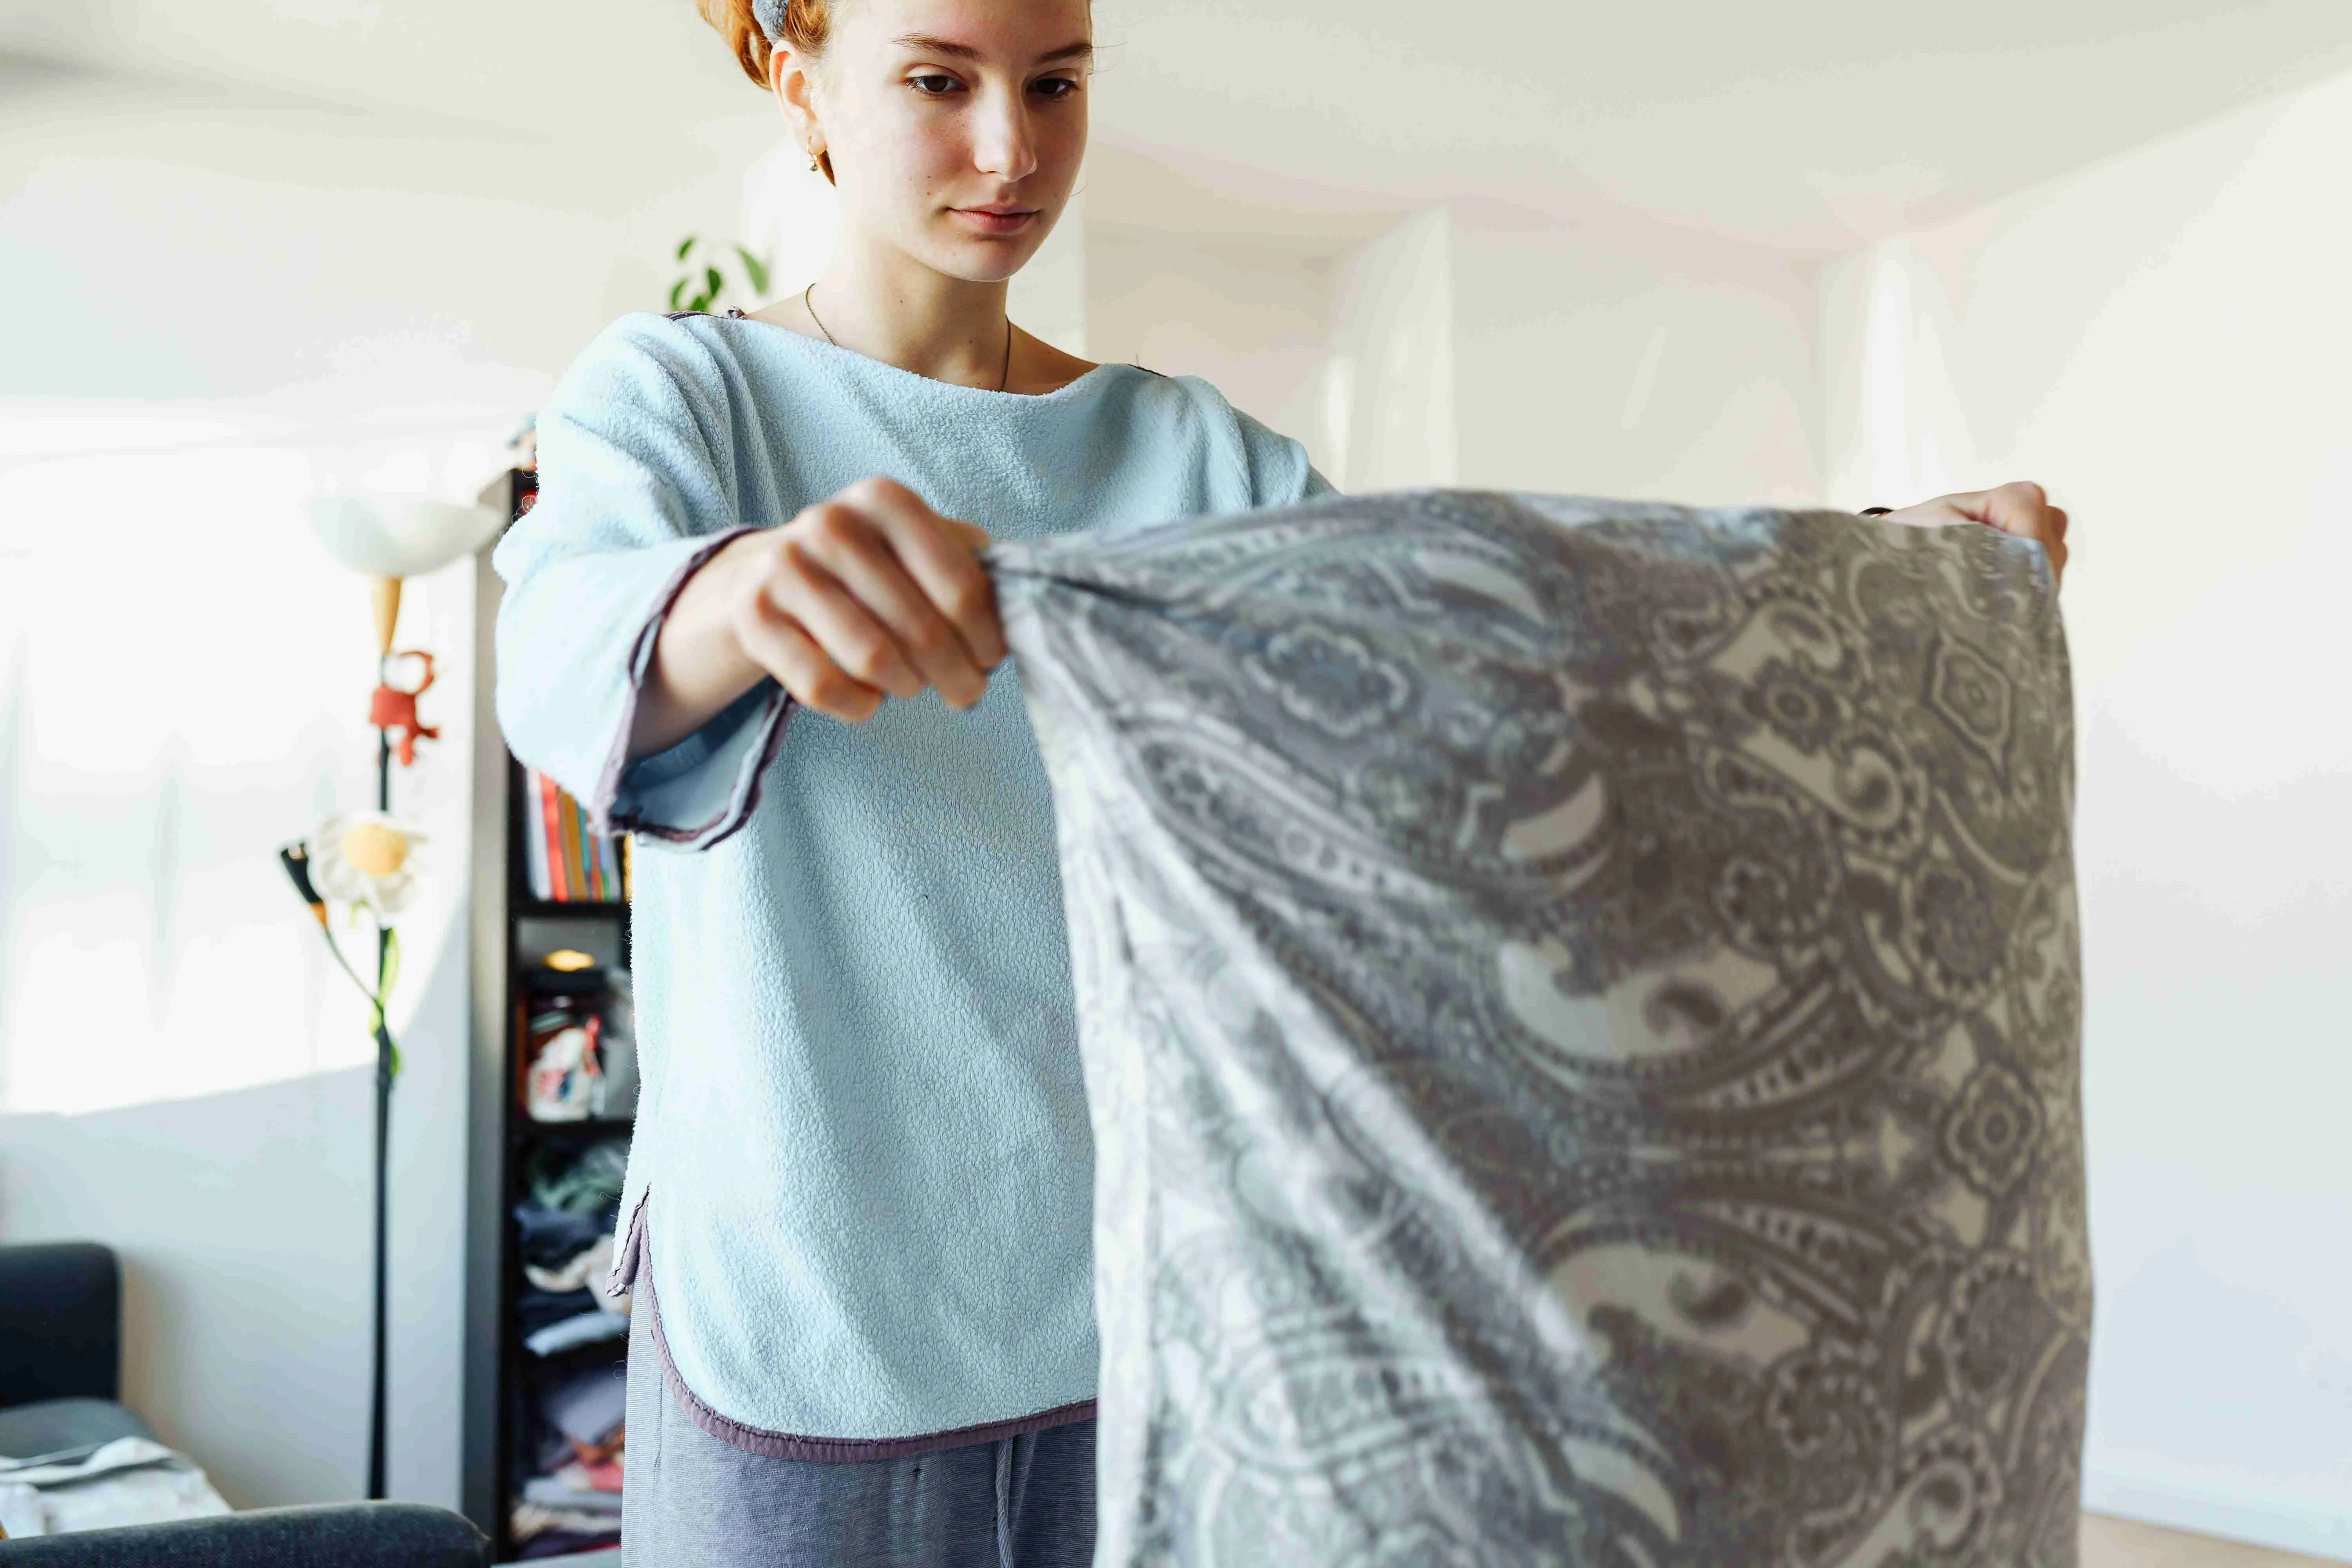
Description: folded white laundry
xmin=520 ymin=1473 xmax=625 ymax=1513
xmin=526 ymin=1306 xmax=630 ymax=1357
xmin=510 ymin=1500 xmax=624 ymax=1541
xmin=0 ymin=1436 xmax=232 ymax=1539
xmin=525 ymin=1233 xmax=617 ymax=1294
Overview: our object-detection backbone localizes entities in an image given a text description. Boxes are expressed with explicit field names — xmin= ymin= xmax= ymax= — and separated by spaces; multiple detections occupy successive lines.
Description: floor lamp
xmin=282 ymin=494 xmax=505 ymax=1500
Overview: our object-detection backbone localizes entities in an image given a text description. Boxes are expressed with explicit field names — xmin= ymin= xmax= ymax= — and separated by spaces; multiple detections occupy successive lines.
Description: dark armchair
xmin=0 ymin=1503 xmax=492 ymax=1566
xmin=0 ymin=1242 xmax=153 ymax=1462
xmin=0 ymin=1242 xmax=495 ymax=1565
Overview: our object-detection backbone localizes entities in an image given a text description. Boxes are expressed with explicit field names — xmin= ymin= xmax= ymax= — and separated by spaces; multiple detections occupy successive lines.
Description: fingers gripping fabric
xmin=992 ymin=490 xmax=2087 ymax=1568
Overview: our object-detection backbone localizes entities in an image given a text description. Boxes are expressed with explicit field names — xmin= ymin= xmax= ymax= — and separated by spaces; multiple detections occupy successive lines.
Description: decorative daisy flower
xmin=305 ymin=810 xmax=430 ymax=917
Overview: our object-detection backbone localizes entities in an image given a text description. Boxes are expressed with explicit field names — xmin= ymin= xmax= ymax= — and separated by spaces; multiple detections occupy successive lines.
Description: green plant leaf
xmin=675 ymin=235 xmax=695 ymax=261
xmin=735 ymin=245 xmax=770 ymax=296
xmin=705 ymin=265 xmax=722 ymax=303
xmin=668 ymin=277 xmax=687 ymax=310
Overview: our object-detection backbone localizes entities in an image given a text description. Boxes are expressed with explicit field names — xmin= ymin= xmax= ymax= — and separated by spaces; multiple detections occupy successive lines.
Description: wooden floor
xmin=2083 ymin=1513 xmax=2343 ymax=1568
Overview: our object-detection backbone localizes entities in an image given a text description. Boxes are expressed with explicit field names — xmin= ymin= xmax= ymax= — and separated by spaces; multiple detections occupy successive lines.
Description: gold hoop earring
xmin=807 ymin=147 xmax=824 ymax=174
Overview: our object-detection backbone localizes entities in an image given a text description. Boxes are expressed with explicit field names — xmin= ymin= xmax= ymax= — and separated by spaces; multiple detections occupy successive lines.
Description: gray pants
xmin=617 ymin=1276 xmax=1098 ymax=1567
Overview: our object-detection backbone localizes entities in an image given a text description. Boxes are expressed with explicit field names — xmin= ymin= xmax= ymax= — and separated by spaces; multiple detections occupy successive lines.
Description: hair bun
xmin=695 ymin=0 xmax=829 ymax=88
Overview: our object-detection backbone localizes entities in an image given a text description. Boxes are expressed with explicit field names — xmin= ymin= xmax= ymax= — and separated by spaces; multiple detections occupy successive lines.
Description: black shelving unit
xmin=464 ymin=463 xmax=637 ymax=1563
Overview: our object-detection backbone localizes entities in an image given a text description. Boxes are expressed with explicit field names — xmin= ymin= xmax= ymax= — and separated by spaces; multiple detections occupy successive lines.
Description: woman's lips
xmin=952 ymin=207 xmax=1038 ymax=236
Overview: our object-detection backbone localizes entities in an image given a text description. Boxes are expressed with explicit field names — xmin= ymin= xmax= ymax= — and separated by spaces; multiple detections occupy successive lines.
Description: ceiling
xmin=1087 ymin=0 xmax=2352 ymax=249
xmin=6 ymin=0 xmax=2352 ymax=255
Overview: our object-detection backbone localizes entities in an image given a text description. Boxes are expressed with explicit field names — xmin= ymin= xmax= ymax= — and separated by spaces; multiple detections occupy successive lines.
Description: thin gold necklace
xmin=803 ymin=281 xmax=1014 ymax=393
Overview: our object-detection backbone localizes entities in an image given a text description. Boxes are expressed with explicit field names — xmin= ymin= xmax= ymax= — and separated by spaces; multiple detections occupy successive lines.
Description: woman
xmin=491 ymin=0 xmax=2071 ymax=1561
xmin=495 ymin=2 xmax=1313 ymax=1561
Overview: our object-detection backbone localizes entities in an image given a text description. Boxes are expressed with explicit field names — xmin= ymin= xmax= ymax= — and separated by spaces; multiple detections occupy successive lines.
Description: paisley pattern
xmin=993 ymin=490 xmax=2085 ymax=1568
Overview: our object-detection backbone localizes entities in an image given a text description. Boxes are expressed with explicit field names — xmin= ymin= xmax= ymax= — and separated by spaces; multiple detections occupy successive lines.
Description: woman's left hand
xmin=1881 ymin=481 xmax=2069 ymax=591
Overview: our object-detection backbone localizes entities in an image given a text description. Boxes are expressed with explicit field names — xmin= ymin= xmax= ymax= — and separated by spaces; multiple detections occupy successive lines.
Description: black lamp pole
xmin=368 ymin=722 xmax=394 ymax=1501
xmin=281 ymin=532 xmax=477 ymax=1506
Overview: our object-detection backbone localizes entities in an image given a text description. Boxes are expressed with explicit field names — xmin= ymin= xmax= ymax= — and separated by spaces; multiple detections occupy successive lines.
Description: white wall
xmin=1821 ymin=71 xmax=2352 ymax=1563
xmin=1080 ymin=196 xmax=1824 ymax=506
xmin=1323 ymin=208 xmax=1457 ymax=490
xmin=1450 ymin=211 xmax=1821 ymax=506
xmin=1085 ymin=222 xmax=1334 ymax=467
xmin=1012 ymin=192 xmax=1093 ymax=361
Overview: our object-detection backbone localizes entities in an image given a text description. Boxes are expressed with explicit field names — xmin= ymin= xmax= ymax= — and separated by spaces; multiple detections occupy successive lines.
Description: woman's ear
xmin=769 ymin=43 xmax=824 ymax=162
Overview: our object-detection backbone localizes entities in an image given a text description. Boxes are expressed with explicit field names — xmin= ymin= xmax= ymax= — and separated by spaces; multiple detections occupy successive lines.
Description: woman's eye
xmin=908 ymin=74 xmax=961 ymax=97
xmin=1032 ymin=77 xmax=1080 ymax=101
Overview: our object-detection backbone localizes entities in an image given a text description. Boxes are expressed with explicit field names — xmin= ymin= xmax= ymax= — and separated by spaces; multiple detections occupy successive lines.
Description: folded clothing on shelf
xmin=534 ymin=1405 xmax=624 ymax=1478
xmin=516 ymin=1242 xmax=628 ymax=1357
xmin=516 ymin=1285 xmax=602 ymax=1339
xmin=510 ymin=1501 xmax=621 ymax=1556
xmin=512 ymin=1363 xmax=627 ymax=1548
xmin=515 ymin=1527 xmax=622 ymax=1560
xmin=507 ymin=1067 xmax=636 ymax=1545
xmin=524 ymin=1308 xmax=628 ymax=1358
xmin=521 ymin=1462 xmax=624 ymax=1512
xmin=522 ymin=1136 xmax=629 ymax=1217
xmin=514 ymin=1201 xmax=609 ymax=1270
xmin=525 ymin=1234 xmax=615 ymax=1294
xmin=536 ymin=1363 xmax=626 ymax=1450
xmin=512 ymin=1140 xmax=633 ymax=1356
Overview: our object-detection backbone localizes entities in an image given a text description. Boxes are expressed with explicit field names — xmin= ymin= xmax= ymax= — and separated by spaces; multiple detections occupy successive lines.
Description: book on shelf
xmin=556 ymin=784 xmax=584 ymax=899
xmin=519 ymin=764 xmax=630 ymax=904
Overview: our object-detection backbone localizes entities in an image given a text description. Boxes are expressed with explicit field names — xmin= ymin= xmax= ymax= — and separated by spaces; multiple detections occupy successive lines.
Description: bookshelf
xmin=465 ymin=461 xmax=637 ymax=1562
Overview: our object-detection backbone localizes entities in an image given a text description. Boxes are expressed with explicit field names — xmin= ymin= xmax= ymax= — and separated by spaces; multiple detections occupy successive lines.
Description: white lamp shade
xmin=305 ymin=494 xmax=507 ymax=579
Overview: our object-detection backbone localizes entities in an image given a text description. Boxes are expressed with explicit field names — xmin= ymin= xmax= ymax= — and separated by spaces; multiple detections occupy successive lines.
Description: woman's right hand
xmin=721 ymin=475 xmax=1007 ymax=723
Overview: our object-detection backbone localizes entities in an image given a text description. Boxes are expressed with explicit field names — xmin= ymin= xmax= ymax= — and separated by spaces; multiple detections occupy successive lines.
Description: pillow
xmin=995 ymin=490 xmax=2086 ymax=1568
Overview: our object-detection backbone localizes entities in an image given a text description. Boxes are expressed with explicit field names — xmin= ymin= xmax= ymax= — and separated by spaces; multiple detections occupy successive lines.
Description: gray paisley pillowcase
xmin=993 ymin=490 xmax=2086 ymax=1568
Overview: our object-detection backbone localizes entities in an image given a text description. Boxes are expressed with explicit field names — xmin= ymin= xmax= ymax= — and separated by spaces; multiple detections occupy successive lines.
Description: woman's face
xmin=792 ymin=0 xmax=1093 ymax=285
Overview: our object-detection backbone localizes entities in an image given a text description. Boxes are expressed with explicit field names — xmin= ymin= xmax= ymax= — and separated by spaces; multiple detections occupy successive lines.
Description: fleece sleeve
xmin=490 ymin=312 xmax=792 ymax=853
xmin=1231 ymin=403 xmax=1338 ymax=506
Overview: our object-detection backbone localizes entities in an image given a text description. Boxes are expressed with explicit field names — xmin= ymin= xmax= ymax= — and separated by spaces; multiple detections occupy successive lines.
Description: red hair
xmin=696 ymin=0 xmax=837 ymax=181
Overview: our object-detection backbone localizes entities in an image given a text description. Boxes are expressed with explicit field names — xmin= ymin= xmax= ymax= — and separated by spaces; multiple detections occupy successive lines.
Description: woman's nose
xmin=971 ymin=89 xmax=1038 ymax=182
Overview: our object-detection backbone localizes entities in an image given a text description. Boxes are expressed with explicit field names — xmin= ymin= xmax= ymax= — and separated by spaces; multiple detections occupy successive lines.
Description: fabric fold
xmin=997 ymin=488 xmax=2087 ymax=1567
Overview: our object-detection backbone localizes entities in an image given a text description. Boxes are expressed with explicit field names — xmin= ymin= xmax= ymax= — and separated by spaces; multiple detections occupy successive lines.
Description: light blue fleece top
xmin=490 ymin=307 xmax=1333 ymax=1453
